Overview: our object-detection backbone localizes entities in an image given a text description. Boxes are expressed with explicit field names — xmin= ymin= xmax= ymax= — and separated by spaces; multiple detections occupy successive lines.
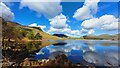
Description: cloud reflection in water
xmin=35 ymin=40 xmax=119 ymax=66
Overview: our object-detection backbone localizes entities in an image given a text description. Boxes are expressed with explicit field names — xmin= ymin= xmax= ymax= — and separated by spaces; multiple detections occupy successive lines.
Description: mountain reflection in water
xmin=35 ymin=40 xmax=119 ymax=66
xmin=53 ymin=42 xmax=67 ymax=46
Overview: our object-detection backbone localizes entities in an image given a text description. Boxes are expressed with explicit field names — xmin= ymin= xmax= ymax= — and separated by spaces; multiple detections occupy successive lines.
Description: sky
xmin=0 ymin=0 xmax=119 ymax=37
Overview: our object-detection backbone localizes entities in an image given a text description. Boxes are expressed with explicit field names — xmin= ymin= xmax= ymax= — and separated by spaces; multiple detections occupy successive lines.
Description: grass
xmin=24 ymin=27 xmax=62 ymax=40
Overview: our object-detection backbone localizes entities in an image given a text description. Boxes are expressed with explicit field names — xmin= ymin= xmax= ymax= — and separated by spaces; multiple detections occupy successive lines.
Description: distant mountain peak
xmin=53 ymin=34 xmax=68 ymax=38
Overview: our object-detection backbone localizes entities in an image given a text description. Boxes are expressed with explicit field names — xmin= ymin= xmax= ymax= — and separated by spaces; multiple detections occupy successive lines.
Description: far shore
xmin=3 ymin=38 xmax=119 ymax=43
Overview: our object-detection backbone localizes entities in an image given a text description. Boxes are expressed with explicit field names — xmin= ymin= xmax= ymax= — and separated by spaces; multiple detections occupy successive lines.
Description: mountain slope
xmin=23 ymin=27 xmax=61 ymax=40
xmin=1 ymin=18 xmax=61 ymax=41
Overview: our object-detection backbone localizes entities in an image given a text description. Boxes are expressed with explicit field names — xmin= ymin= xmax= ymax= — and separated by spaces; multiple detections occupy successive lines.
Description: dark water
xmin=34 ymin=40 xmax=119 ymax=66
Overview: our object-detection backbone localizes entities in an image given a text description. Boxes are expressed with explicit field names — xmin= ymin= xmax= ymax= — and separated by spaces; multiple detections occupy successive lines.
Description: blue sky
xmin=1 ymin=1 xmax=119 ymax=37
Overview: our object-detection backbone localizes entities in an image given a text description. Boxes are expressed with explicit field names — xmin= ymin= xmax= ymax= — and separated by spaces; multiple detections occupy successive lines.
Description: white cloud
xmin=47 ymin=13 xmax=81 ymax=37
xmin=49 ymin=13 xmax=68 ymax=29
xmin=99 ymin=15 xmax=119 ymax=30
xmin=80 ymin=28 xmax=95 ymax=35
xmin=47 ymin=13 xmax=70 ymax=34
xmin=80 ymin=28 xmax=89 ymax=34
xmin=81 ymin=18 xmax=99 ymax=29
xmin=80 ymin=15 xmax=119 ymax=35
xmin=101 ymin=22 xmax=118 ymax=30
xmin=20 ymin=0 xmax=62 ymax=19
xmin=48 ymin=27 xmax=81 ymax=37
xmin=0 ymin=2 xmax=14 ymax=21
xmin=73 ymin=6 xmax=92 ymax=20
xmin=73 ymin=0 xmax=100 ymax=20
xmin=28 ymin=23 xmax=37 ymax=26
xmin=28 ymin=23 xmax=46 ymax=31
xmin=48 ymin=27 xmax=70 ymax=34
xmin=37 ymin=25 xmax=46 ymax=30
xmin=70 ymin=30 xmax=80 ymax=36
xmin=88 ymin=29 xmax=95 ymax=35
xmin=73 ymin=0 xmax=118 ymax=35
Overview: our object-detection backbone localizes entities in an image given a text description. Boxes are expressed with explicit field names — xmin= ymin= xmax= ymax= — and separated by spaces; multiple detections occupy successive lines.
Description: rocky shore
xmin=13 ymin=54 xmax=72 ymax=67
xmin=2 ymin=54 xmax=90 ymax=68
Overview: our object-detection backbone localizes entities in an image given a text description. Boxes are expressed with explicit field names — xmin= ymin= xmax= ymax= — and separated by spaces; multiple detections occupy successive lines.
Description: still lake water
xmin=34 ymin=40 xmax=119 ymax=66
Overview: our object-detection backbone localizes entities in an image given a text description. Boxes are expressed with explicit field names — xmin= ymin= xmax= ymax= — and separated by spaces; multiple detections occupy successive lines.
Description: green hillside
xmin=1 ymin=18 xmax=61 ymax=42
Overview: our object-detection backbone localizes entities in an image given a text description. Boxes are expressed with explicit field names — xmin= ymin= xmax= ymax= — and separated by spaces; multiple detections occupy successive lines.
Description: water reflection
xmin=83 ymin=50 xmax=118 ymax=66
xmin=35 ymin=40 xmax=119 ymax=66
xmin=53 ymin=42 xmax=67 ymax=46
xmin=49 ymin=51 xmax=66 ymax=60
xmin=2 ymin=41 xmax=42 ymax=62
xmin=26 ymin=41 xmax=42 ymax=52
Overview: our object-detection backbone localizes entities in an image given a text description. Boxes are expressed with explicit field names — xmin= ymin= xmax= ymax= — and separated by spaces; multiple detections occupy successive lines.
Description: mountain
xmin=82 ymin=34 xmax=119 ymax=40
xmin=1 ymin=18 xmax=61 ymax=41
xmin=97 ymin=34 xmax=119 ymax=40
xmin=53 ymin=34 xmax=68 ymax=38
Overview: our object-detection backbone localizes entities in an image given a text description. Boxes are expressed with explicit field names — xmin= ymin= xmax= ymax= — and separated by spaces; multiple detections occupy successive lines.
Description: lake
xmin=34 ymin=40 xmax=119 ymax=66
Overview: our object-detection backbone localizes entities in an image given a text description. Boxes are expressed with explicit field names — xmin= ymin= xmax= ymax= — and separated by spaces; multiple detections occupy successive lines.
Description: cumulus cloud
xmin=0 ymin=2 xmax=14 ymax=21
xmin=99 ymin=15 xmax=119 ymax=30
xmin=80 ymin=28 xmax=89 ymax=34
xmin=38 ymin=25 xmax=46 ymax=30
xmin=80 ymin=15 xmax=119 ymax=34
xmin=69 ymin=30 xmax=80 ymax=36
xmin=73 ymin=6 xmax=92 ymax=20
xmin=28 ymin=23 xmax=46 ymax=31
xmin=47 ymin=13 xmax=81 ymax=37
xmin=20 ymin=0 xmax=62 ymax=19
xmin=80 ymin=28 xmax=95 ymax=35
xmin=48 ymin=13 xmax=69 ymax=34
xmin=81 ymin=18 xmax=99 ymax=29
xmin=75 ymin=0 xmax=119 ymax=35
xmin=88 ymin=29 xmax=95 ymax=35
xmin=73 ymin=0 xmax=100 ymax=20
xmin=48 ymin=27 xmax=70 ymax=34
xmin=48 ymin=27 xmax=81 ymax=37
xmin=28 ymin=23 xmax=37 ymax=26
xmin=49 ymin=13 xmax=68 ymax=29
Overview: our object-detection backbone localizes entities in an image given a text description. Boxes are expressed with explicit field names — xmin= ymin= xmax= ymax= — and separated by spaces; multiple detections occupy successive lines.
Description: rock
xmin=13 ymin=54 xmax=73 ymax=67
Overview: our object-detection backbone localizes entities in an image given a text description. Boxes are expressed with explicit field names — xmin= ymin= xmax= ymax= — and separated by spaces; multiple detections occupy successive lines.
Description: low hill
xmin=53 ymin=34 xmax=68 ymax=38
xmin=1 ymin=18 xmax=61 ymax=41
xmin=82 ymin=34 xmax=119 ymax=40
